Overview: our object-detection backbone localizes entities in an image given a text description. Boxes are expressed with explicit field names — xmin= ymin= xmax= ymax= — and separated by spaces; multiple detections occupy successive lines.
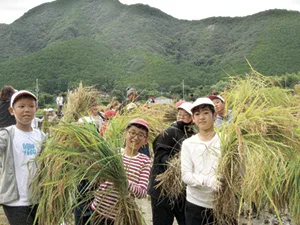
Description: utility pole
xmin=182 ymin=79 xmax=185 ymax=100
xmin=35 ymin=79 xmax=39 ymax=107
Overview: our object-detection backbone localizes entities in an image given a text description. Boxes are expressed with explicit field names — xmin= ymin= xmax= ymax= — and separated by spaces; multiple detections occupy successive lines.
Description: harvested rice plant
xmin=214 ymin=71 xmax=300 ymax=224
xmin=32 ymin=83 xmax=172 ymax=224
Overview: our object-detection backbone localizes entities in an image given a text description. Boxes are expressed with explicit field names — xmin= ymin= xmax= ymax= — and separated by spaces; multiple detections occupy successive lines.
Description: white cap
xmin=78 ymin=116 xmax=95 ymax=124
xmin=177 ymin=102 xmax=192 ymax=115
xmin=191 ymin=97 xmax=215 ymax=112
xmin=206 ymin=95 xmax=225 ymax=102
xmin=126 ymin=87 xmax=137 ymax=97
xmin=10 ymin=90 xmax=37 ymax=107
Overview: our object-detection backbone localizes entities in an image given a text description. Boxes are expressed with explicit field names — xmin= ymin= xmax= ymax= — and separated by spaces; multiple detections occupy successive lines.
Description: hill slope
xmin=0 ymin=0 xmax=299 ymax=94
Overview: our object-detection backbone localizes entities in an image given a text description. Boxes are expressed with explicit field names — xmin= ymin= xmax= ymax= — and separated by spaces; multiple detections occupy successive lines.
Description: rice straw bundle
xmin=33 ymin=122 xmax=144 ymax=225
xmin=148 ymin=103 xmax=178 ymax=123
xmin=103 ymin=104 xmax=168 ymax=146
xmin=62 ymin=82 xmax=100 ymax=122
xmin=155 ymin=153 xmax=185 ymax=199
xmin=214 ymin=71 xmax=300 ymax=224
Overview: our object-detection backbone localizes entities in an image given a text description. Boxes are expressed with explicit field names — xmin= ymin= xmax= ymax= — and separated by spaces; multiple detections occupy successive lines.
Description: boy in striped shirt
xmin=91 ymin=119 xmax=151 ymax=225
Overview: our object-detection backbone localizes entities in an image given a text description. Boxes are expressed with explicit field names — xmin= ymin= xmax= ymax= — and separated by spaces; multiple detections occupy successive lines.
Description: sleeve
xmin=0 ymin=129 xmax=8 ymax=156
xmin=181 ymin=140 xmax=205 ymax=188
xmin=128 ymin=159 xmax=151 ymax=199
xmin=153 ymin=127 xmax=178 ymax=165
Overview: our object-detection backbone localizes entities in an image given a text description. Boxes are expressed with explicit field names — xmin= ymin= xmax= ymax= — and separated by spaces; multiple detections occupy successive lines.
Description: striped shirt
xmin=91 ymin=152 xmax=151 ymax=220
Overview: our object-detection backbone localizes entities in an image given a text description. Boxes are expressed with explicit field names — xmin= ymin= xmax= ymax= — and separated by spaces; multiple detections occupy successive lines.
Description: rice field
xmin=0 ymin=201 xmax=294 ymax=225
xmin=1 ymin=75 xmax=299 ymax=225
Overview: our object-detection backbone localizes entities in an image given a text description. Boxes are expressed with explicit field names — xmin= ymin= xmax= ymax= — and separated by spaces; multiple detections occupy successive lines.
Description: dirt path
xmin=1 ymin=199 xmax=294 ymax=225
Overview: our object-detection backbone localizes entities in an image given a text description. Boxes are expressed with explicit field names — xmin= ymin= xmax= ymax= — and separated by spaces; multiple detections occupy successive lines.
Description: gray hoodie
xmin=0 ymin=126 xmax=44 ymax=205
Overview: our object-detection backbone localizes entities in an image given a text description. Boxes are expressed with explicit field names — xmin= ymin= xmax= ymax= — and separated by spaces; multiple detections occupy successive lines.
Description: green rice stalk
xmin=32 ymin=122 xmax=140 ymax=225
xmin=213 ymin=71 xmax=300 ymax=224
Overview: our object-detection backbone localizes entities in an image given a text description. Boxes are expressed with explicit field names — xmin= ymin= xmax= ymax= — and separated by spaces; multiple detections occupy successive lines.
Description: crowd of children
xmin=0 ymin=85 xmax=231 ymax=225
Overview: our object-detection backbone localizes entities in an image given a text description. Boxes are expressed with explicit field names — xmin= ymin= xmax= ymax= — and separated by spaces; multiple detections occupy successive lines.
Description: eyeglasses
xmin=127 ymin=130 xmax=147 ymax=140
xmin=177 ymin=113 xmax=190 ymax=118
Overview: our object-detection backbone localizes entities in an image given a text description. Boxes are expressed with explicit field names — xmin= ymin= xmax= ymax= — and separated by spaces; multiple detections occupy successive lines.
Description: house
xmin=154 ymin=96 xmax=173 ymax=104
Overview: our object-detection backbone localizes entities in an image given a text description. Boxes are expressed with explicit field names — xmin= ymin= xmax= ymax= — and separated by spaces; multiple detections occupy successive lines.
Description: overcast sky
xmin=1 ymin=0 xmax=300 ymax=24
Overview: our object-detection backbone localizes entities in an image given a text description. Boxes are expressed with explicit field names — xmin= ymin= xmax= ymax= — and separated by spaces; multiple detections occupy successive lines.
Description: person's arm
xmin=153 ymin=127 xmax=178 ymax=165
xmin=181 ymin=140 xmax=203 ymax=187
xmin=128 ymin=159 xmax=151 ymax=199
xmin=0 ymin=129 xmax=8 ymax=156
xmin=181 ymin=140 xmax=218 ymax=190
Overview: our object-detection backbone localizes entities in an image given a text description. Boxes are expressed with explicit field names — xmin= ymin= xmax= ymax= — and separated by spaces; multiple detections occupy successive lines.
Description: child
xmin=207 ymin=95 xmax=232 ymax=129
xmin=148 ymin=102 xmax=195 ymax=225
xmin=181 ymin=97 xmax=223 ymax=225
xmin=91 ymin=119 xmax=151 ymax=225
xmin=0 ymin=90 xmax=45 ymax=225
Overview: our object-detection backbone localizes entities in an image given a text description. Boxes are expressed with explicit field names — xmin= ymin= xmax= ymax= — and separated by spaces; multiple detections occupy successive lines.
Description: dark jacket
xmin=0 ymin=101 xmax=16 ymax=128
xmin=148 ymin=121 xmax=194 ymax=199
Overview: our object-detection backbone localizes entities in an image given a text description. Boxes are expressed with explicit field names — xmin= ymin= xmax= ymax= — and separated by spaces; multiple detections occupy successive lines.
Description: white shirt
xmin=5 ymin=126 xmax=43 ymax=206
xmin=181 ymin=133 xmax=221 ymax=208
xmin=56 ymin=96 xmax=63 ymax=106
xmin=31 ymin=117 xmax=43 ymax=129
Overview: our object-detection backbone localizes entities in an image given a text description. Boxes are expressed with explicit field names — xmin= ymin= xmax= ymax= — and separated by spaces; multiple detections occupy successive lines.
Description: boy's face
xmin=125 ymin=125 xmax=148 ymax=153
xmin=9 ymin=97 xmax=37 ymax=126
xmin=192 ymin=106 xmax=216 ymax=131
xmin=129 ymin=91 xmax=137 ymax=101
xmin=212 ymin=99 xmax=225 ymax=115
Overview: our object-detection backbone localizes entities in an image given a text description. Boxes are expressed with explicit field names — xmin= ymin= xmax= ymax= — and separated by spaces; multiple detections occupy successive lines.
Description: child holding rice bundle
xmin=91 ymin=118 xmax=151 ymax=225
xmin=181 ymin=98 xmax=227 ymax=225
xmin=148 ymin=102 xmax=194 ymax=225
xmin=0 ymin=90 xmax=45 ymax=225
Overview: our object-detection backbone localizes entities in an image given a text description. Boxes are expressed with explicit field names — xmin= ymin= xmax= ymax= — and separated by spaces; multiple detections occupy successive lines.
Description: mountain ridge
xmin=0 ymin=0 xmax=299 ymax=95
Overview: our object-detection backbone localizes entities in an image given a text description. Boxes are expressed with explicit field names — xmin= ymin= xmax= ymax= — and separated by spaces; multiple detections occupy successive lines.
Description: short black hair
xmin=13 ymin=94 xmax=37 ymax=106
xmin=191 ymin=104 xmax=215 ymax=114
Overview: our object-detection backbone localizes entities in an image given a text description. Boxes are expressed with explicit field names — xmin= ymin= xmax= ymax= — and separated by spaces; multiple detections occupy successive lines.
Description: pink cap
xmin=206 ymin=95 xmax=225 ymax=102
xmin=176 ymin=100 xmax=186 ymax=107
xmin=104 ymin=110 xmax=116 ymax=118
xmin=127 ymin=118 xmax=150 ymax=131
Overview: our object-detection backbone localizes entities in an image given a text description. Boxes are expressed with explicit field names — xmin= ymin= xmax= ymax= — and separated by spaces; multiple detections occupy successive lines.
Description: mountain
xmin=0 ymin=0 xmax=299 ymax=94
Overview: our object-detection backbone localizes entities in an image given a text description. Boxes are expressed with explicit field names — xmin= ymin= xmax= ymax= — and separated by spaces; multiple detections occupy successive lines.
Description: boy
xmin=207 ymin=95 xmax=232 ymax=129
xmin=148 ymin=102 xmax=194 ymax=225
xmin=117 ymin=87 xmax=138 ymax=114
xmin=56 ymin=93 xmax=64 ymax=116
xmin=0 ymin=90 xmax=45 ymax=225
xmin=91 ymin=118 xmax=151 ymax=225
xmin=181 ymin=98 xmax=222 ymax=225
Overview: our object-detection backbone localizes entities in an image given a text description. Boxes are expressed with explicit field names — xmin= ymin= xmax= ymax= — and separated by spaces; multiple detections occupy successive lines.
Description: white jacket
xmin=181 ymin=133 xmax=221 ymax=208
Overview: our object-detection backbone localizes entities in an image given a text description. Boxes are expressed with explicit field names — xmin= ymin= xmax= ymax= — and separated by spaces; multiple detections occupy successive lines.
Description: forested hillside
xmin=0 ymin=0 xmax=299 ymax=96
